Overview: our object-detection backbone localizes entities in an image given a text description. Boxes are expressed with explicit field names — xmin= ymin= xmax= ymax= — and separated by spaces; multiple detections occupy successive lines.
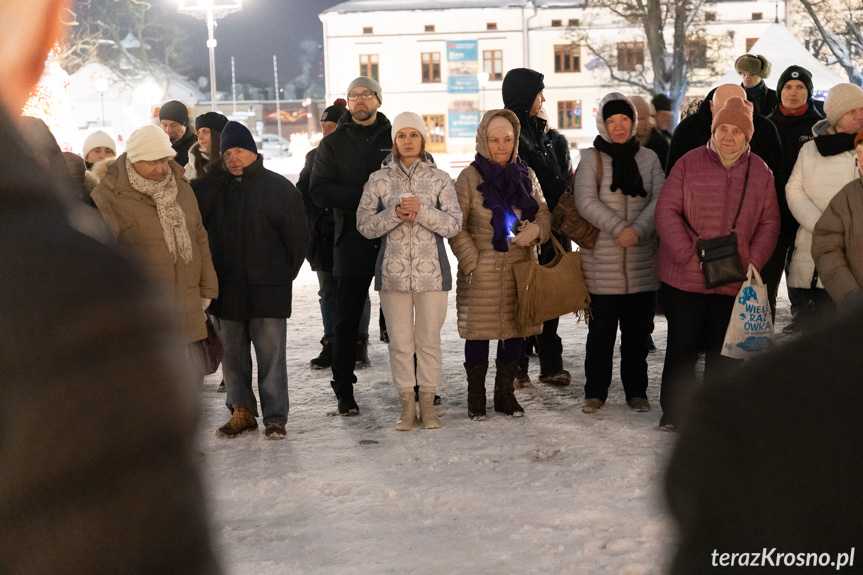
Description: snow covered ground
xmin=197 ymin=256 xmax=795 ymax=575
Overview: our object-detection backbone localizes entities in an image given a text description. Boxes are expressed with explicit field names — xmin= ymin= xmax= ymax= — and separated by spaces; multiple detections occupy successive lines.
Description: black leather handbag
xmin=685 ymin=157 xmax=751 ymax=289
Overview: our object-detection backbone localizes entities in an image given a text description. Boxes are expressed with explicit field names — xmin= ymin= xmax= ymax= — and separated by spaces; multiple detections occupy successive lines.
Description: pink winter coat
xmin=655 ymin=145 xmax=780 ymax=296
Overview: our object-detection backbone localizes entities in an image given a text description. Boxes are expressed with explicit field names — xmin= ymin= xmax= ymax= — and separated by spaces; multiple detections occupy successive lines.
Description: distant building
xmin=319 ymin=0 xmax=791 ymax=153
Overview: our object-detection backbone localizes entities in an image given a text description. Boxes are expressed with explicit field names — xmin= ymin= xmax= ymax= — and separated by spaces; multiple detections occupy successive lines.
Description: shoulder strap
xmin=730 ymin=155 xmax=752 ymax=232
xmin=593 ymin=147 xmax=602 ymax=190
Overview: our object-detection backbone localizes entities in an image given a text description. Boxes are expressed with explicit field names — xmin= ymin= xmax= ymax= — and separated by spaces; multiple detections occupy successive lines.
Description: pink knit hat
xmin=711 ymin=97 xmax=754 ymax=142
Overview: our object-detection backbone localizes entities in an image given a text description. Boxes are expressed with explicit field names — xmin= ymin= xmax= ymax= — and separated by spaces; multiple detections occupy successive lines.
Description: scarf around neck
xmin=125 ymin=158 xmax=193 ymax=264
xmin=708 ymin=137 xmax=749 ymax=168
xmin=814 ymin=131 xmax=857 ymax=157
xmin=592 ymin=136 xmax=645 ymax=197
xmin=471 ymin=153 xmax=539 ymax=252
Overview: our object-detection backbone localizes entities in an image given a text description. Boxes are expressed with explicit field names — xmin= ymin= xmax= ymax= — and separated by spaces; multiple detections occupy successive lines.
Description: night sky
xmin=181 ymin=0 xmax=345 ymax=88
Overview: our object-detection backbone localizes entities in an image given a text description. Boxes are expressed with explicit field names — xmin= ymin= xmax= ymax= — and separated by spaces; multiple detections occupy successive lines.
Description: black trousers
xmin=659 ymin=283 xmax=739 ymax=427
xmin=760 ymin=233 xmax=793 ymax=323
xmin=583 ymin=291 xmax=655 ymax=402
xmin=331 ymin=275 xmax=373 ymax=396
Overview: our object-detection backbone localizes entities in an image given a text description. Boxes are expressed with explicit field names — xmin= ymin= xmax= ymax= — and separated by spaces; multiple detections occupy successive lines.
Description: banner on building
xmin=447 ymin=40 xmax=480 ymax=139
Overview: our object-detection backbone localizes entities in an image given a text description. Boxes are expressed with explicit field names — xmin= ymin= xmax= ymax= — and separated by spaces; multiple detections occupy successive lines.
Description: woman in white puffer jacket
xmin=786 ymin=83 xmax=863 ymax=331
xmin=357 ymin=112 xmax=462 ymax=431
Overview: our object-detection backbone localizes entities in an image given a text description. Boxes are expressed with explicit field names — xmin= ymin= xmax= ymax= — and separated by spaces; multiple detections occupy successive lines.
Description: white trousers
xmin=379 ymin=290 xmax=449 ymax=392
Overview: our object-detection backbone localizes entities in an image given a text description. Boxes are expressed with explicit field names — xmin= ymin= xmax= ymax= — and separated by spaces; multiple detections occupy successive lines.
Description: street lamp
xmin=177 ymin=0 xmax=243 ymax=111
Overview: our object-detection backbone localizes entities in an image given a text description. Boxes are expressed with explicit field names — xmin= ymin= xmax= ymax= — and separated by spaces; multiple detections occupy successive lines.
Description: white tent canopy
xmin=712 ymin=23 xmax=847 ymax=93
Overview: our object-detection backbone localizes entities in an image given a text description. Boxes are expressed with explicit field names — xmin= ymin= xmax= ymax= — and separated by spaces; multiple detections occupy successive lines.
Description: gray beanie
xmin=347 ymin=76 xmax=382 ymax=103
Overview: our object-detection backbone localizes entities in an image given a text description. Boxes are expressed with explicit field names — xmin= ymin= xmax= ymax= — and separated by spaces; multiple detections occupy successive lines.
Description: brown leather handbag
xmin=551 ymin=148 xmax=601 ymax=249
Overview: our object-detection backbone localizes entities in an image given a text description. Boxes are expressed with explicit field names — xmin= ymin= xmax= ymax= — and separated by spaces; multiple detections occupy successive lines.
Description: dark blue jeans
xmin=213 ymin=317 xmax=288 ymax=425
xmin=584 ymin=291 xmax=655 ymax=402
xmin=316 ymin=270 xmax=371 ymax=340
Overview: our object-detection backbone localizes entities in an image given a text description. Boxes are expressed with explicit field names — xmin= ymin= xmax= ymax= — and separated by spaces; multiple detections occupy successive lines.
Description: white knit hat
xmin=125 ymin=125 xmax=176 ymax=163
xmin=824 ymin=83 xmax=863 ymax=127
xmin=82 ymin=130 xmax=116 ymax=159
xmin=391 ymin=111 xmax=428 ymax=141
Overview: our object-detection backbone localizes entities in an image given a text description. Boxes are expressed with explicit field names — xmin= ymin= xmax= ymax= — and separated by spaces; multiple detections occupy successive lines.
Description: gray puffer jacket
xmin=574 ymin=93 xmax=664 ymax=295
xmin=357 ymin=155 xmax=462 ymax=292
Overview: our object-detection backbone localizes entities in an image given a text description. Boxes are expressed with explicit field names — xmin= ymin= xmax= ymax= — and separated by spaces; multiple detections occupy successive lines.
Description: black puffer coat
xmin=297 ymin=147 xmax=334 ymax=272
xmin=193 ymin=156 xmax=309 ymax=320
xmin=172 ymin=129 xmax=197 ymax=167
xmin=309 ymin=112 xmax=392 ymax=277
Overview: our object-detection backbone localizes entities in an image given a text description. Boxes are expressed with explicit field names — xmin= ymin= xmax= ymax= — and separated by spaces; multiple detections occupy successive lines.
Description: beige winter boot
xmin=395 ymin=389 xmax=416 ymax=431
xmin=418 ymin=390 xmax=440 ymax=429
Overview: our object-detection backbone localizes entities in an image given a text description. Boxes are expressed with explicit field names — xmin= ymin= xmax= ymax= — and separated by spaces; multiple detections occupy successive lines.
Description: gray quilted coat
xmin=574 ymin=93 xmax=664 ymax=295
xmin=448 ymin=109 xmax=552 ymax=341
xmin=357 ymin=155 xmax=462 ymax=292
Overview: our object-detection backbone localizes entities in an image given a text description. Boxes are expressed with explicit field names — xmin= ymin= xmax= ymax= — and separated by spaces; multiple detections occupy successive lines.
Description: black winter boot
xmin=331 ymin=380 xmax=359 ymax=416
xmin=494 ymin=360 xmax=524 ymax=417
xmin=355 ymin=336 xmax=371 ymax=368
xmin=515 ymin=354 xmax=531 ymax=389
xmin=464 ymin=362 xmax=488 ymax=421
xmin=310 ymin=338 xmax=333 ymax=370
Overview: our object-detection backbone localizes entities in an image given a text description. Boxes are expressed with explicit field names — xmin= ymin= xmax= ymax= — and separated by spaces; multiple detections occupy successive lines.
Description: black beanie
xmin=776 ymin=65 xmax=814 ymax=100
xmin=602 ymin=99 xmax=634 ymax=122
xmin=196 ymin=111 xmax=229 ymax=132
xmin=158 ymin=100 xmax=190 ymax=126
xmin=220 ymin=121 xmax=258 ymax=155
xmin=321 ymin=98 xmax=348 ymax=123
xmin=652 ymin=94 xmax=672 ymax=112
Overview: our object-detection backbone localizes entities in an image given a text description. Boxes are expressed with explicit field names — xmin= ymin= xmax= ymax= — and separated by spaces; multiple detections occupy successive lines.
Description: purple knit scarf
xmin=471 ymin=153 xmax=539 ymax=252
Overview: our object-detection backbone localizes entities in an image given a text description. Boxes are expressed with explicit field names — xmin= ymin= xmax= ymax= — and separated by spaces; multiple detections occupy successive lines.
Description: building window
xmin=483 ymin=49 xmax=503 ymax=80
xmin=359 ymin=54 xmax=379 ymax=81
xmin=746 ymin=37 xmax=758 ymax=51
xmin=362 ymin=26 xmax=373 ymax=34
xmin=558 ymin=100 xmax=582 ymax=130
xmin=617 ymin=41 xmax=644 ymax=72
xmin=424 ymin=24 xmax=435 ymax=32
xmin=686 ymin=38 xmax=708 ymax=68
xmin=568 ymin=18 xmax=580 ymax=27
xmin=551 ymin=19 xmax=562 ymax=27
xmin=554 ymin=44 xmax=581 ymax=73
xmin=487 ymin=22 xmax=497 ymax=30
xmin=421 ymin=52 xmax=441 ymax=83
xmin=705 ymin=11 xmax=716 ymax=21
xmin=751 ymin=12 xmax=763 ymax=20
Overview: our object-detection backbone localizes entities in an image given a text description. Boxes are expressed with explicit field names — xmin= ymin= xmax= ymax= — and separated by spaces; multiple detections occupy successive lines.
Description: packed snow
xmin=197 ymin=254 xmax=796 ymax=574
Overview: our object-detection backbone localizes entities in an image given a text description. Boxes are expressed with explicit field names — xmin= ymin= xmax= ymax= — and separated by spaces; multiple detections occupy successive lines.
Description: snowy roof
xmin=322 ymin=0 xmax=585 ymax=14
xmin=712 ymin=23 xmax=847 ymax=91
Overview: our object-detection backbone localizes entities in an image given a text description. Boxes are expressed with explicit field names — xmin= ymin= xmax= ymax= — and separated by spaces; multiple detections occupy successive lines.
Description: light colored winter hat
xmin=487 ymin=114 xmax=515 ymax=137
xmin=824 ymin=83 xmax=863 ymax=127
xmin=391 ymin=112 xmax=428 ymax=141
xmin=735 ymin=54 xmax=771 ymax=79
xmin=711 ymin=97 xmax=755 ymax=142
xmin=347 ymin=76 xmax=382 ymax=103
xmin=125 ymin=125 xmax=176 ymax=163
xmin=82 ymin=130 xmax=116 ymax=159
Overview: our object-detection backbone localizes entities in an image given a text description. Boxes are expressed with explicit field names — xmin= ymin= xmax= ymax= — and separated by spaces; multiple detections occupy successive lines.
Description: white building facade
xmin=320 ymin=0 xmax=793 ymax=153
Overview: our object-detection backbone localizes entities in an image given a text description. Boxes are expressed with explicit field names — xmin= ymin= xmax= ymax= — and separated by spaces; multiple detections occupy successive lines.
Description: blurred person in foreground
xmin=0 ymin=0 xmax=221 ymax=573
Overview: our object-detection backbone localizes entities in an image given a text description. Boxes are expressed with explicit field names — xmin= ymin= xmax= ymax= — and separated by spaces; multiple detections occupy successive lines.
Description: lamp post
xmin=177 ymin=0 xmax=243 ymax=111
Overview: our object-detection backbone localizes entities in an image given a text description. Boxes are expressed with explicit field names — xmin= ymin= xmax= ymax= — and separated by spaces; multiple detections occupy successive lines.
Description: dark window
xmin=424 ymin=24 xmax=435 ymax=32
xmin=568 ymin=18 xmax=580 ymax=27
xmin=487 ymin=22 xmax=497 ymax=30
xmin=362 ymin=26 xmax=373 ymax=34
xmin=705 ymin=11 xmax=716 ymax=21
xmin=551 ymin=19 xmax=562 ymax=27
xmin=751 ymin=12 xmax=763 ymax=20
xmin=554 ymin=44 xmax=581 ymax=73
xmin=483 ymin=49 xmax=503 ymax=81
xmin=359 ymin=54 xmax=379 ymax=81
xmin=558 ymin=100 xmax=582 ymax=129
xmin=421 ymin=52 xmax=441 ymax=83
xmin=617 ymin=41 xmax=644 ymax=72
xmin=686 ymin=38 xmax=708 ymax=68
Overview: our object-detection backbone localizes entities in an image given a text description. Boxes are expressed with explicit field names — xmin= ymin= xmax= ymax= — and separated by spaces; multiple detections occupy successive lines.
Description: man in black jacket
xmin=502 ymin=67 xmax=572 ymax=386
xmin=0 ymin=1 xmax=220 ymax=571
xmin=159 ymin=99 xmax=197 ymax=166
xmin=766 ymin=66 xmax=824 ymax=332
xmin=310 ymin=76 xmax=392 ymax=415
xmin=193 ymin=122 xmax=309 ymax=440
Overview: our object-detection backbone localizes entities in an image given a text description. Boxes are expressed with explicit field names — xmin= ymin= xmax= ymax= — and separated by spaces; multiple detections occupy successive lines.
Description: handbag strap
xmin=593 ymin=148 xmax=602 ymax=191
xmin=682 ymin=154 xmax=751 ymax=238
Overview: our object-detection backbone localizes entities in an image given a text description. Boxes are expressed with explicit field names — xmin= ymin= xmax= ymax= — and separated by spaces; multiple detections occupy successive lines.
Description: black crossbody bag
xmin=683 ymin=156 xmax=751 ymax=289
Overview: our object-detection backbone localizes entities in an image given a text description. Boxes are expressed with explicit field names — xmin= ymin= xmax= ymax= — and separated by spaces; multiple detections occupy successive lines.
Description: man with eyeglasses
xmin=310 ymin=76 xmax=392 ymax=415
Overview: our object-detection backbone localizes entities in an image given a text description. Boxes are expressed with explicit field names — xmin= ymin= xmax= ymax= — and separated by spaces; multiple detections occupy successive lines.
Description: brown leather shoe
xmin=216 ymin=406 xmax=258 ymax=438
xmin=264 ymin=422 xmax=286 ymax=440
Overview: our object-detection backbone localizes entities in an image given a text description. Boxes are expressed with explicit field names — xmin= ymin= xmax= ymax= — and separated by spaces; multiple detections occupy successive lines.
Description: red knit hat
xmin=711 ymin=97 xmax=754 ymax=142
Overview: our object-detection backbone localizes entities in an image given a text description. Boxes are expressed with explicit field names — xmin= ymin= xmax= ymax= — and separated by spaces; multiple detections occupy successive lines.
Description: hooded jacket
xmin=502 ymin=68 xmax=568 ymax=211
xmin=357 ymin=154 xmax=462 ymax=293
xmin=785 ymin=119 xmax=860 ymax=289
xmin=90 ymin=154 xmax=218 ymax=342
xmin=192 ymin=155 xmax=309 ymax=320
xmin=655 ymin=144 xmax=780 ymax=297
xmin=574 ymin=93 xmax=664 ymax=295
xmin=448 ymin=109 xmax=551 ymax=341
xmin=666 ymin=87 xmax=783 ymax=183
xmin=309 ymin=111 xmax=392 ymax=277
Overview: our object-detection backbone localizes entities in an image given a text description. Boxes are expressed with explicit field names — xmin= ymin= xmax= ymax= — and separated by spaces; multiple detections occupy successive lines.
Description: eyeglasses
xmin=347 ymin=92 xmax=377 ymax=101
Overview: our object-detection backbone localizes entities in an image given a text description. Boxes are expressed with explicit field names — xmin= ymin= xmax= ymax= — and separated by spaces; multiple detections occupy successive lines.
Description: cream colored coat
xmin=449 ymin=109 xmax=551 ymax=341
xmin=91 ymin=155 xmax=218 ymax=342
